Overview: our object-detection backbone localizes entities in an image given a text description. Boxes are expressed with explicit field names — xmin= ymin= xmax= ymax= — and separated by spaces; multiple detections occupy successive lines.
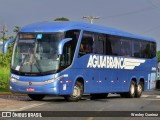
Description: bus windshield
xmin=11 ymin=33 xmax=65 ymax=74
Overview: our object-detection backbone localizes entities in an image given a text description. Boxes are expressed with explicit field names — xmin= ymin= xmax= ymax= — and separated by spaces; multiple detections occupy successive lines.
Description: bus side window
xmin=79 ymin=32 xmax=93 ymax=57
xmin=150 ymin=42 xmax=156 ymax=58
xmin=141 ymin=42 xmax=150 ymax=58
xmin=133 ymin=41 xmax=141 ymax=58
xmin=105 ymin=38 xmax=112 ymax=55
xmin=120 ymin=39 xmax=131 ymax=57
xmin=109 ymin=36 xmax=121 ymax=56
xmin=92 ymin=33 xmax=106 ymax=55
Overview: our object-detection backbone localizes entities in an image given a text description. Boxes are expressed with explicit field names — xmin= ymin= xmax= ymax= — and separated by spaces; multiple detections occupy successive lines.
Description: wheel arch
xmin=73 ymin=76 xmax=84 ymax=93
xmin=131 ymin=77 xmax=137 ymax=84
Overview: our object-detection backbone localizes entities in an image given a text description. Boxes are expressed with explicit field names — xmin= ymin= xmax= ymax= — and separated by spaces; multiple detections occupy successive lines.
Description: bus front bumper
xmin=10 ymin=81 xmax=60 ymax=95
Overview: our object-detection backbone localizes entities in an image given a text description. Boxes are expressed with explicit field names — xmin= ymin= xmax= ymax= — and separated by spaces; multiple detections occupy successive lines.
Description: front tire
xmin=64 ymin=81 xmax=83 ymax=102
xmin=28 ymin=94 xmax=45 ymax=101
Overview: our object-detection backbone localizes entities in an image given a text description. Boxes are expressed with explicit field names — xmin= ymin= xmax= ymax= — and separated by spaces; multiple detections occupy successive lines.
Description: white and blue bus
xmin=5 ymin=21 xmax=157 ymax=101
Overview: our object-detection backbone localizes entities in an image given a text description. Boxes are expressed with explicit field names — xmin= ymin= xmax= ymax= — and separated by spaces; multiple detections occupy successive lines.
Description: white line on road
xmin=9 ymin=103 xmax=47 ymax=111
xmin=141 ymin=95 xmax=149 ymax=98
xmin=156 ymin=96 xmax=160 ymax=99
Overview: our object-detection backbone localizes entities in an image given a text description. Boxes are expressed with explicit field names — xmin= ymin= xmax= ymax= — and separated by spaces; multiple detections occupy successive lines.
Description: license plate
xmin=26 ymin=88 xmax=35 ymax=91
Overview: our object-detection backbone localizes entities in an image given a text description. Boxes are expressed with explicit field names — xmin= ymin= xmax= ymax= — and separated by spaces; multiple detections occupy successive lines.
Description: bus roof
xmin=20 ymin=21 xmax=156 ymax=42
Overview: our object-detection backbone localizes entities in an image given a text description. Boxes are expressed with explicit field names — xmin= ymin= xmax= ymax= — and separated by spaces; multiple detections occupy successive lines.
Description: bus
xmin=5 ymin=21 xmax=157 ymax=101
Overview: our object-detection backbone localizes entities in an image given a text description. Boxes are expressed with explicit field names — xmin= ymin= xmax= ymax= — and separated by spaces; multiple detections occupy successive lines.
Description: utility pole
xmin=83 ymin=16 xmax=100 ymax=24
xmin=1 ymin=24 xmax=8 ymax=53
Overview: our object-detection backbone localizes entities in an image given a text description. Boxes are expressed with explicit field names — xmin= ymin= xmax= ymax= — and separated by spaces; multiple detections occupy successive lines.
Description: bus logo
xmin=29 ymin=82 xmax=32 ymax=86
xmin=87 ymin=55 xmax=145 ymax=70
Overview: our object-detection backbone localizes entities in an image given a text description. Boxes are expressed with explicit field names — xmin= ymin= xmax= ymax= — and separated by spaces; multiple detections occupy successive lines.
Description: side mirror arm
xmin=58 ymin=38 xmax=72 ymax=55
xmin=4 ymin=38 xmax=15 ymax=54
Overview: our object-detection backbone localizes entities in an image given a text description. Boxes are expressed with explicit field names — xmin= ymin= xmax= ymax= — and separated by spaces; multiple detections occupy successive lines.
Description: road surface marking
xmin=88 ymin=117 xmax=94 ymax=120
xmin=156 ymin=96 xmax=160 ymax=98
xmin=141 ymin=95 xmax=149 ymax=98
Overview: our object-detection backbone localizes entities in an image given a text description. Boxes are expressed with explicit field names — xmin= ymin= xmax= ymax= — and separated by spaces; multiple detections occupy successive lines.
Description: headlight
xmin=10 ymin=78 xmax=17 ymax=83
xmin=44 ymin=74 xmax=68 ymax=84
xmin=44 ymin=77 xmax=61 ymax=84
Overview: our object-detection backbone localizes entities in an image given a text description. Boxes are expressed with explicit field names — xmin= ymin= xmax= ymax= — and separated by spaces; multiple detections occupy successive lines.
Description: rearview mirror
xmin=58 ymin=38 xmax=72 ymax=55
xmin=4 ymin=38 xmax=15 ymax=54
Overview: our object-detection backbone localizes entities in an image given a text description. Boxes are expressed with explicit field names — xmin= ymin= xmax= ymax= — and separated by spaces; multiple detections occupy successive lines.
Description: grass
xmin=0 ymin=88 xmax=10 ymax=92
xmin=0 ymin=66 xmax=10 ymax=89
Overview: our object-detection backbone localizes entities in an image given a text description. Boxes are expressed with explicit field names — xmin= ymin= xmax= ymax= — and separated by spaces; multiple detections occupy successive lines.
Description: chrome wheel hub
xmin=130 ymin=84 xmax=135 ymax=94
xmin=137 ymin=84 xmax=142 ymax=93
xmin=72 ymin=86 xmax=80 ymax=97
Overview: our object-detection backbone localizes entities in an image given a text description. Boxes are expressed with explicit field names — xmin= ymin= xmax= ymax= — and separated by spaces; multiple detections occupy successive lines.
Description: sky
xmin=1 ymin=0 xmax=160 ymax=49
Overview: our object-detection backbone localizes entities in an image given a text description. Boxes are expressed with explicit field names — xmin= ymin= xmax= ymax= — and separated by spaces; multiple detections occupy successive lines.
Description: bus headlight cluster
xmin=10 ymin=78 xmax=17 ymax=83
xmin=44 ymin=77 xmax=61 ymax=84
xmin=44 ymin=74 xmax=68 ymax=84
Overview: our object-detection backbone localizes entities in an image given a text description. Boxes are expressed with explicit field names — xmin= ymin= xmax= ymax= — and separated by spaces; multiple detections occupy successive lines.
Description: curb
xmin=0 ymin=92 xmax=26 ymax=96
xmin=0 ymin=92 xmax=12 ymax=95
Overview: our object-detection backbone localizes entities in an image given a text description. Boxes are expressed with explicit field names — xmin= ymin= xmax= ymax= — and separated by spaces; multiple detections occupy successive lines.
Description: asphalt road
xmin=0 ymin=90 xmax=160 ymax=120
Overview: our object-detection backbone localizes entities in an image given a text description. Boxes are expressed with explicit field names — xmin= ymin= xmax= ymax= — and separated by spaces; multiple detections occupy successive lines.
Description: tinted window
xmin=78 ymin=31 xmax=156 ymax=59
xmin=79 ymin=32 xmax=93 ymax=57
xmin=120 ymin=38 xmax=132 ymax=56
xmin=93 ymin=34 xmax=106 ymax=54
xmin=109 ymin=36 xmax=121 ymax=56
xmin=150 ymin=42 xmax=156 ymax=58
xmin=133 ymin=40 xmax=141 ymax=58
xmin=141 ymin=41 xmax=150 ymax=58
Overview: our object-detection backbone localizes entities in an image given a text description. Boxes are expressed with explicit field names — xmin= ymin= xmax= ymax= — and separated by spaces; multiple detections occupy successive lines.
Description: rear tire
xmin=28 ymin=94 xmax=45 ymax=101
xmin=126 ymin=81 xmax=136 ymax=98
xmin=64 ymin=81 xmax=83 ymax=102
xmin=135 ymin=82 xmax=143 ymax=98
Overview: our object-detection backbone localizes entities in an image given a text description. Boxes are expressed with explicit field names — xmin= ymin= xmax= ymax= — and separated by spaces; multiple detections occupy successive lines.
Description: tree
xmin=13 ymin=26 xmax=20 ymax=34
xmin=54 ymin=17 xmax=69 ymax=21
xmin=158 ymin=50 xmax=160 ymax=62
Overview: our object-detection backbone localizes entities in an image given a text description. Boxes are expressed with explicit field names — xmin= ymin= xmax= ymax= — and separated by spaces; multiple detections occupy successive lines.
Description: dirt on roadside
xmin=0 ymin=95 xmax=30 ymax=109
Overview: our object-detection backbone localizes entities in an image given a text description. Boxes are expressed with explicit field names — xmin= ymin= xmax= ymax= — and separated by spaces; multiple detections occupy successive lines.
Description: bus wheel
xmin=127 ymin=81 xmax=136 ymax=98
xmin=135 ymin=82 xmax=143 ymax=98
xmin=64 ymin=81 xmax=83 ymax=102
xmin=90 ymin=93 xmax=108 ymax=100
xmin=28 ymin=94 xmax=45 ymax=101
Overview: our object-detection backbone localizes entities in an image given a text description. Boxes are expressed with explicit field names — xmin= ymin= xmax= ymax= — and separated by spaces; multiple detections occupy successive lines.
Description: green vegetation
xmin=0 ymin=88 xmax=10 ymax=92
xmin=158 ymin=50 xmax=160 ymax=62
xmin=0 ymin=67 xmax=10 ymax=88
xmin=0 ymin=49 xmax=12 ymax=90
xmin=0 ymin=35 xmax=14 ymax=91
xmin=54 ymin=17 xmax=70 ymax=21
xmin=0 ymin=26 xmax=18 ymax=91
xmin=13 ymin=26 xmax=20 ymax=33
